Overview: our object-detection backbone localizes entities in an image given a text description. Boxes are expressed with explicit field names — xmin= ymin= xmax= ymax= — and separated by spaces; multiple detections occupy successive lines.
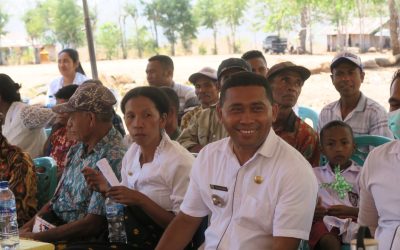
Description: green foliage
xmin=53 ymin=0 xmax=85 ymax=48
xmin=198 ymin=44 xmax=207 ymax=55
xmin=0 ymin=4 xmax=9 ymax=37
xmin=97 ymin=22 xmax=121 ymax=60
xmin=220 ymin=0 xmax=247 ymax=52
xmin=23 ymin=0 xmax=85 ymax=48
xmin=23 ymin=7 xmax=47 ymax=44
xmin=157 ymin=0 xmax=197 ymax=55
xmin=194 ymin=0 xmax=220 ymax=29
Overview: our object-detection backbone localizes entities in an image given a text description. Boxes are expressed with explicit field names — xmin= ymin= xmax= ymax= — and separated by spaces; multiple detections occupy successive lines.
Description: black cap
xmin=217 ymin=58 xmax=251 ymax=80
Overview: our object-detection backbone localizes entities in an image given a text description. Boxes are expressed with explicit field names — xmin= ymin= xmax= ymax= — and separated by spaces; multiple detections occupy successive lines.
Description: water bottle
xmin=105 ymin=197 xmax=127 ymax=243
xmin=0 ymin=181 xmax=19 ymax=250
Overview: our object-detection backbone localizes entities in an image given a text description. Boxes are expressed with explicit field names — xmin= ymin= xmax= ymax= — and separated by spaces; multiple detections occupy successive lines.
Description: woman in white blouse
xmin=46 ymin=48 xmax=88 ymax=107
xmin=83 ymin=86 xmax=194 ymax=247
xmin=0 ymin=74 xmax=53 ymax=158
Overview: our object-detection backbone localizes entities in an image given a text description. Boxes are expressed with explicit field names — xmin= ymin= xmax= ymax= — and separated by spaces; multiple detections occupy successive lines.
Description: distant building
xmin=0 ymin=32 xmax=55 ymax=65
xmin=326 ymin=18 xmax=391 ymax=52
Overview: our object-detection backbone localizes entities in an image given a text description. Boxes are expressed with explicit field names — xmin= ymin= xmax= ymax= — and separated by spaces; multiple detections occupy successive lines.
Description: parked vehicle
xmin=262 ymin=35 xmax=287 ymax=54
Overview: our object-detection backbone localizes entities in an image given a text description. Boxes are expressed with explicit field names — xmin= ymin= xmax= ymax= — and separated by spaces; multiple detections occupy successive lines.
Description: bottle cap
xmin=0 ymin=181 xmax=9 ymax=188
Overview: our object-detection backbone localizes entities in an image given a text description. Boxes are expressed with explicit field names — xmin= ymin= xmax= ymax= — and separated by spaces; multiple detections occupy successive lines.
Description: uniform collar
xmin=222 ymin=129 xmax=278 ymax=160
xmin=320 ymin=162 xmax=360 ymax=174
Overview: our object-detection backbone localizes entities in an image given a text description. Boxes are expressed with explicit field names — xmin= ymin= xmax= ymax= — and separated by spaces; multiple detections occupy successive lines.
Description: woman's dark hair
xmin=0 ymin=74 xmax=22 ymax=103
xmin=121 ymin=86 xmax=170 ymax=116
xmin=58 ymin=48 xmax=86 ymax=75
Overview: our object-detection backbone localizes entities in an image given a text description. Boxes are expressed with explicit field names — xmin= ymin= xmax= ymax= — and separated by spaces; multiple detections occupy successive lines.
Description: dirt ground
xmin=0 ymin=53 xmax=398 ymax=112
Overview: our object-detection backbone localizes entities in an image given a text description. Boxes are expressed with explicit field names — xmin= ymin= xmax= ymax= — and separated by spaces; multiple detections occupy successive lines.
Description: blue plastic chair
xmin=351 ymin=135 xmax=392 ymax=166
xmin=298 ymin=106 xmax=319 ymax=131
xmin=33 ymin=157 xmax=58 ymax=209
xmin=45 ymin=128 xmax=52 ymax=137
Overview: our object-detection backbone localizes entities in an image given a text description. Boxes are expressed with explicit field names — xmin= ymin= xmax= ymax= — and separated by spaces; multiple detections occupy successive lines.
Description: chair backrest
xmin=45 ymin=128 xmax=52 ymax=138
xmin=33 ymin=157 xmax=58 ymax=209
xmin=320 ymin=135 xmax=393 ymax=166
xmin=298 ymin=106 xmax=319 ymax=130
xmin=351 ymin=135 xmax=392 ymax=166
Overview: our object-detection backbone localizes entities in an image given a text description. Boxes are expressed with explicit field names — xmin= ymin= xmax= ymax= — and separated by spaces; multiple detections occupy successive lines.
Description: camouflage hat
xmin=52 ymin=82 xmax=116 ymax=114
xmin=266 ymin=61 xmax=311 ymax=82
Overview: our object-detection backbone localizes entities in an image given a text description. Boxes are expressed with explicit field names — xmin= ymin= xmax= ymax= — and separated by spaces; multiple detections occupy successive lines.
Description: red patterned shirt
xmin=49 ymin=127 xmax=77 ymax=177
xmin=274 ymin=111 xmax=320 ymax=167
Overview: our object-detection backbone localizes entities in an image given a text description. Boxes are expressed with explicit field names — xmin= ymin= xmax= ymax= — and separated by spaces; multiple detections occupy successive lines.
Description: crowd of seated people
xmin=1 ymin=49 xmax=399 ymax=250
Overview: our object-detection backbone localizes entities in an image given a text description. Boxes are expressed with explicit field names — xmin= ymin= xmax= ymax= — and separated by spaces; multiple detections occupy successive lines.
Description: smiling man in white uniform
xmin=156 ymin=71 xmax=318 ymax=250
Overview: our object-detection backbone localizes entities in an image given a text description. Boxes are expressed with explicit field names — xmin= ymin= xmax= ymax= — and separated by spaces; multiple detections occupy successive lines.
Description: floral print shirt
xmin=0 ymin=134 xmax=37 ymax=226
xmin=51 ymin=127 xmax=126 ymax=223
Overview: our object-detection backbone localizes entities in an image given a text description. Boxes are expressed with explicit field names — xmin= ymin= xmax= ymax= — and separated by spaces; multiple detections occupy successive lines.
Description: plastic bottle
xmin=105 ymin=197 xmax=127 ymax=243
xmin=0 ymin=181 xmax=19 ymax=250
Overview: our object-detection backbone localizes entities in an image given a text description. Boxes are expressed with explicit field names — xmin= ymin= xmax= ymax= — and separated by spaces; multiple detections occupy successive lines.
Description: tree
xmin=194 ymin=0 xmax=221 ymax=54
xmin=142 ymin=0 xmax=162 ymax=49
xmin=53 ymin=0 xmax=85 ymax=48
xmin=0 ymin=5 xmax=9 ymax=65
xmin=97 ymin=22 xmax=121 ymax=60
xmin=23 ymin=7 xmax=48 ymax=46
xmin=157 ymin=0 xmax=197 ymax=55
xmin=388 ymin=0 xmax=400 ymax=55
xmin=221 ymin=0 xmax=247 ymax=53
xmin=125 ymin=2 xmax=145 ymax=58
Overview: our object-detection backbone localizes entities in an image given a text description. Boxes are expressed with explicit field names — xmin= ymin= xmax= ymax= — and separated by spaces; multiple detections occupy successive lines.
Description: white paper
xmin=96 ymin=158 xmax=120 ymax=186
xmin=32 ymin=216 xmax=56 ymax=233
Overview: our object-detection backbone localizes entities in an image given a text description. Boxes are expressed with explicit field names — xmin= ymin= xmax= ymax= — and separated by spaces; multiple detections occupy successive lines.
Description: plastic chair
xmin=33 ymin=157 xmax=58 ymax=209
xmin=298 ymin=106 xmax=319 ymax=131
xmin=351 ymin=135 xmax=392 ymax=166
xmin=45 ymin=128 xmax=52 ymax=138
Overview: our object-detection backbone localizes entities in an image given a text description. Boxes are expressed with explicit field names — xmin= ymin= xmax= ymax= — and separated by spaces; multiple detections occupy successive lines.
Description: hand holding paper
xmin=96 ymin=158 xmax=120 ymax=187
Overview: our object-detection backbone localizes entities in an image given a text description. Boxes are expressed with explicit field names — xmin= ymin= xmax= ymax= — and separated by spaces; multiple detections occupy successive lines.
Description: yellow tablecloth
xmin=19 ymin=239 xmax=55 ymax=250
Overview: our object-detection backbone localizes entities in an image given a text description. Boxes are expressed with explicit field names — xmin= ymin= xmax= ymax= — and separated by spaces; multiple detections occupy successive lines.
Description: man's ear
xmin=160 ymin=112 xmax=168 ymax=128
xmin=360 ymin=70 xmax=365 ymax=83
xmin=88 ymin=112 xmax=96 ymax=127
xmin=271 ymin=103 xmax=279 ymax=123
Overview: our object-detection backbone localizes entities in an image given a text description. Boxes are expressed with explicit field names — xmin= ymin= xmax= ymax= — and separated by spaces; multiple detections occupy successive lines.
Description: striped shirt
xmin=318 ymin=92 xmax=393 ymax=138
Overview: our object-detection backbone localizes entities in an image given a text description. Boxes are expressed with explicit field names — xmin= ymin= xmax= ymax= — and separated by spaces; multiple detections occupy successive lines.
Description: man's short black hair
xmin=241 ymin=50 xmax=266 ymax=63
xmin=219 ymin=71 xmax=273 ymax=106
xmin=55 ymin=84 xmax=79 ymax=100
xmin=320 ymin=120 xmax=354 ymax=145
xmin=148 ymin=55 xmax=174 ymax=71
xmin=159 ymin=87 xmax=180 ymax=113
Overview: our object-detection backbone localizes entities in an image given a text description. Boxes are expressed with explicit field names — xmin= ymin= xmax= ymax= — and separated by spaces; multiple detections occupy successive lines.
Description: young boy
xmin=310 ymin=120 xmax=360 ymax=250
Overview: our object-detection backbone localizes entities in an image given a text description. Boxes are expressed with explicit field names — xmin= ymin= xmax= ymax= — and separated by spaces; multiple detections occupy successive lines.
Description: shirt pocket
xmin=235 ymin=195 xmax=272 ymax=232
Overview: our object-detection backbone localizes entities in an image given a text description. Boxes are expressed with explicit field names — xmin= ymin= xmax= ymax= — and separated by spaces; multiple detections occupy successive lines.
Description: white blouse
xmin=120 ymin=132 xmax=194 ymax=214
xmin=46 ymin=72 xmax=88 ymax=106
xmin=2 ymin=102 xmax=54 ymax=158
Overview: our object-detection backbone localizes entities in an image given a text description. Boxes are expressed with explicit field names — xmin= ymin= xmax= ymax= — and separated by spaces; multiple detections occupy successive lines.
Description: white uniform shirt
xmin=313 ymin=162 xmax=361 ymax=209
xmin=358 ymin=141 xmax=400 ymax=250
xmin=121 ymin=132 xmax=194 ymax=214
xmin=318 ymin=92 xmax=393 ymax=138
xmin=181 ymin=130 xmax=318 ymax=250
xmin=171 ymin=82 xmax=196 ymax=113
xmin=2 ymin=102 xmax=52 ymax=158
xmin=46 ymin=72 xmax=88 ymax=106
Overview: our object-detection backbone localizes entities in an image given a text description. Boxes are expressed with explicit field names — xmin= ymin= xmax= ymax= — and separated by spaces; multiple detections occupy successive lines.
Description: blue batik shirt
xmin=51 ymin=127 xmax=126 ymax=223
